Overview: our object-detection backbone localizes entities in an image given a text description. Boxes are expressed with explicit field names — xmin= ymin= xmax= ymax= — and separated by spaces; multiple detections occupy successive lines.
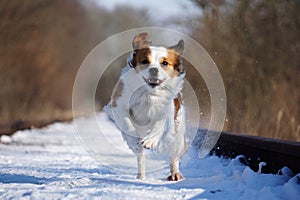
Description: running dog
xmin=107 ymin=32 xmax=187 ymax=181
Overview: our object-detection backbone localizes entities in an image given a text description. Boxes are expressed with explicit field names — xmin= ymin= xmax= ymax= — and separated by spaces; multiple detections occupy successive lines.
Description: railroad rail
xmin=210 ymin=132 xmax=300 ymax=175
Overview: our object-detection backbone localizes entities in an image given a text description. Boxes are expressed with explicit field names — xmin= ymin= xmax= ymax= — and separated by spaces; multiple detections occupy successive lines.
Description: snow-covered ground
xmin=0 ymin=112 xmax=299 ymax=200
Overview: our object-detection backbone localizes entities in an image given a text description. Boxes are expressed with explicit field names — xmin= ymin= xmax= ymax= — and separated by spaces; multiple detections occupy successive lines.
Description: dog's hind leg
xmin=166 ymin=126 xmax=187 ymax=181
xmin=167 ymin=138 xmax=187 ymax=181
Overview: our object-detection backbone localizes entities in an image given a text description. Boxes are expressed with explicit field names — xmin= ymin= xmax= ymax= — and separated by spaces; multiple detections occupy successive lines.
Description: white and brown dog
xmin=107 ymin=32 xmax=187 ymax=181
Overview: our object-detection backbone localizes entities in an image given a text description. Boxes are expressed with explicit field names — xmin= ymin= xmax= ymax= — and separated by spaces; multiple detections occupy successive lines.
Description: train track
xmin=210 ymin=132 xmax=300 ymax=175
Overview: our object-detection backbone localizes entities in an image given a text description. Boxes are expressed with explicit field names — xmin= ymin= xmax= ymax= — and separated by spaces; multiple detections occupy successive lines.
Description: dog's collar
xmin=127 ymin=57 xmax=134 ymax=68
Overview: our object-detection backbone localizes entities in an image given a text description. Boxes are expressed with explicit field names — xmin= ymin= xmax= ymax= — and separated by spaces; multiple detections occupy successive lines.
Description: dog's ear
xmin=132 ymin=32 xmax=151 ymax=50
xmin=168 ymin=39 xmax=184 ymax=55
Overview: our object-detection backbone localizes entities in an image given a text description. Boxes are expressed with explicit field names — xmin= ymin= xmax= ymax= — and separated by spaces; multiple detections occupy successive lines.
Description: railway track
xmin=210 ymin=132 xmax=300 ymax=175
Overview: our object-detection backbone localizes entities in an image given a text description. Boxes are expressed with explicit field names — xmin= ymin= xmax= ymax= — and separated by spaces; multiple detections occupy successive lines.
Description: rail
xmin=210 ymin=132 xmax=300 ymax=174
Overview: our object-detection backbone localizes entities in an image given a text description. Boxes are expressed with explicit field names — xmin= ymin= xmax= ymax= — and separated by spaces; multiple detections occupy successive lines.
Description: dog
xmin=106 ymin=32 xmax=187 ymax=181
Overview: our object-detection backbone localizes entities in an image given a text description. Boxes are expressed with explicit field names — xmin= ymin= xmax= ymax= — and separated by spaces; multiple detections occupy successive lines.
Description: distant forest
xmin=0 ymin=0 xmax=299 ymax=141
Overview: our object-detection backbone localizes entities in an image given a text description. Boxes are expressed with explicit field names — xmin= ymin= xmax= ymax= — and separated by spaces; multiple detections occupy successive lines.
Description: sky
xmin=92 ymin=0 xmax=200 ymax=22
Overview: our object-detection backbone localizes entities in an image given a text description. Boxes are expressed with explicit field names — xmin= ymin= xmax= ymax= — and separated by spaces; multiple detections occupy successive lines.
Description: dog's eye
xmin=161 ymin=61 xmax=169 ymax=66
xmin=141 ymin=59 xmax=150 ymax=65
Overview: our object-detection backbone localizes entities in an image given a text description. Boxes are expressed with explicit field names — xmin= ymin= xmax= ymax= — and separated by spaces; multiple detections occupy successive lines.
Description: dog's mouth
xmin=143 ymin=77 xmax=164 ymax=88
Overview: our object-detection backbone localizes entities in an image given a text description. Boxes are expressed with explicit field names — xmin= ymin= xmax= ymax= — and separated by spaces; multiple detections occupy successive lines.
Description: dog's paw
xmin=136 ymin=173 xmax=145 ymax=180
xmin=167 ymin=173 xmax=184 ymax=181
xmin=141 ymin=136 xmax=159 ymax=149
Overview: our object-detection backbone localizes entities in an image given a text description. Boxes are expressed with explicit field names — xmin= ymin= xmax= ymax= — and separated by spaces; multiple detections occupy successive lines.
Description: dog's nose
xmin=149 ymin=68 xmax=158 ymax=76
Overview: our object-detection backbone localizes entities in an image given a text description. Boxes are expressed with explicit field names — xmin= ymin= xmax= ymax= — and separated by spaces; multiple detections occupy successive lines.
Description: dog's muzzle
xmin=144 ymin=68 xmax=164 ymax=88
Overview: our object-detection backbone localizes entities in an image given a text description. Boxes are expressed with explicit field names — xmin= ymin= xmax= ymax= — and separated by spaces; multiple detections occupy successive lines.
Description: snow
xmin=1 ymin=112 xmax=299 ymax=199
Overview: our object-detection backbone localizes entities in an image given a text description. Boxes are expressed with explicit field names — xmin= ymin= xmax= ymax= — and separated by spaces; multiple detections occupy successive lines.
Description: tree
xmin=188 ymin=0 xmax=300 ymax=140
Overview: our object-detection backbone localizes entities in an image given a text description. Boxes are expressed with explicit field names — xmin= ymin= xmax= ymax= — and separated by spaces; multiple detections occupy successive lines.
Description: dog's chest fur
xmin=129 ymin=86 xmax=173 ymax=128
xmin=110 ymin=65 xmax=184 ymax=141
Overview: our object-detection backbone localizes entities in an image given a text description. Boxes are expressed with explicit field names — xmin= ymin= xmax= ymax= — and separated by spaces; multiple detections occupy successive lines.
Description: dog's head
xmin=129 ymin=32 xmax=184 ymax=89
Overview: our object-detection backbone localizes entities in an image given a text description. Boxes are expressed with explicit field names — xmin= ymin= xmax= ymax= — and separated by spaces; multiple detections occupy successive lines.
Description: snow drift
xmin=0 ymin=112 xmax=299 ymax=199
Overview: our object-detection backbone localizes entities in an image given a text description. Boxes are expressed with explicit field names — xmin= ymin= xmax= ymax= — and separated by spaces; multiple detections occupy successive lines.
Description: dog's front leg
xmin=136 ymin=152 xmax=145 ymax=180
xmin=120 ymin=130 xmax=146 ymax=180
xmin=140 ymin=119 xmax=165 ymax=149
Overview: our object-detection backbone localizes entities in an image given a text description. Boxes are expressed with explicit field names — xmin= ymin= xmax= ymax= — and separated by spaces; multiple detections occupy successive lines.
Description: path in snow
xmin=0 ymin=112 xmax=299 ymax=199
